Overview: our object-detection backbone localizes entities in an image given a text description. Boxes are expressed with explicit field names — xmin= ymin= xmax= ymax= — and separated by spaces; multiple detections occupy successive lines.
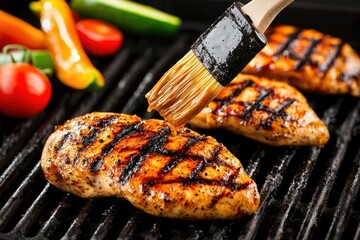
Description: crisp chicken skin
xmin=41 ymin=112 xmax=259 ymax=220
xmin=189 ymin=74 xmax=329 ymax=146
xmin=243 ymin=25 xmax=360 ymax=96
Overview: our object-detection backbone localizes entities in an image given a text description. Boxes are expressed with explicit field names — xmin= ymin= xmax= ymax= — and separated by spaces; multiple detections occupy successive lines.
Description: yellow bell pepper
xmin=40 ymin=0 xmax=104 ymax=90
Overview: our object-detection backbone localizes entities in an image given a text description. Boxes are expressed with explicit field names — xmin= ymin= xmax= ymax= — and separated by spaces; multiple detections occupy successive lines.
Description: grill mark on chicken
xmin=260 ymin=98 xmax=295 ymax=129
xmin=82 ymin=128 xmax=100 ymax=147
xmin=102 ymin=122 xmax=143 ymax=157
xmin=318 ymin=42 xmax=344 ymax=74
xmin=120 ymin=126 xmax=171 ymax=185
xmin=183 ymin=178 xmax=253 ymax=190
xmin=240 ymin=87 xmax=274 ymax=119
xmin=89 ymin=157 xmax=103 ymax=172
xmin=141 ymin=176 xmax=253 ymax=198
xmin=187 ymin=159 xmax=207 ymax=180
xmin=214 ymin=79 xmax=254 ymax=110
xmin=188 ymin=146 xmax=223 ymax=181
xmin=151 ymin=178 xmax=253 ymax=191
xmin=210 ymin=192 xmax=227 ymax=208
xmin=72 ymin=115 xmax=117 ymax=166
xmin=188 ymin=152 xmax=216 ymax=180
xmin=86 ymin=122 xmax=143 ymax=173
xmin=150 ymin=142 xmax=248 ymax=194
xmin=293 ymin=39 xmax=321 ymax=71
xmin=212 ymin=79 xmax=295 ymax=130
xmin=272 ymin=28 xmax=344 ymax=75
xmin=141 ymin=135 xmax=207 ymax=194
xmin=340 ymin=70 xmax=360 ymax=82
xmin=141 ymin=137 xmax=246 ymax=195
xmin=54 ymin=132 xmax=71 ymax=153
xmin=138 ymin=176 xmax=254 ymax=207
xmin=274 ymin=29 xmax=302 ymax=59
xmin=162 ymin=136 xmax=205 ymax=173
xmin=211 ymin=146 xmax=236 ymax=169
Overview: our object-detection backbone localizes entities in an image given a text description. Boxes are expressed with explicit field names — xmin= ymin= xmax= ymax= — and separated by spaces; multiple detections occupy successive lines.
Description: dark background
xmin=0 ymin=0 xmax=359 ymax=73
xmin=1 ymin=0 xmax=359 ymax=72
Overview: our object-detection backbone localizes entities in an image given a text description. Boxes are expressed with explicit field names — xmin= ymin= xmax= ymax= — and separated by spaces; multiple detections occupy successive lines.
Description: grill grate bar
xmin=267 ymin=147 xmax=321 ymax=240
xmin=90 ymin=202 xmax=120 ymax=240
xmin=186 ymin=228 xmax=205 ymax=240
xmin=0 ymin=113 xmax=46 ymax=171
xmin=121 ymin=35 xmax=191 ymax=115
xmin=296 ymin=101 xmax=360 ymax=240
xmin=355 ymin=224 xmax=360 ymax=240
xmin=61 ymin=200 xmax=97 ymax=240
xmin=267 ymin=100 xmax=342 ymax=239
xmin=117 ymin=214 xmax=141 ymax=239
xmin=238 ymin=149 xmax=297 ymax=239
xmin=12 ymin=181 xmax=51 ymax=236
xmin=38 ymin=195 xmax=76 ymax=239
xmin=71 ymin=47 xmax=133 ymax=117
xmin=0 ymin=103 xmax=69 ymax=198
xmin=99 ymin=47 xmax=153 ymax=113
xmin=0 ymin=162 xmax=43 ymax=231
xmin=0 ymin=45 xmax=133 ymax=239
xmin=210 ymin=222 xmax=234 ymax=240
xmin=245 ymin=146 xmax=267 ymax=178
xmin=192 ymin=221 xmax=229 ymax=240
xmin=144 ymin=222 xmax=162 ymax=240
xmin=209 ymin=145 xmax=267 ymax=239
xmin=325 ymin=148 xmax=360 ymax=239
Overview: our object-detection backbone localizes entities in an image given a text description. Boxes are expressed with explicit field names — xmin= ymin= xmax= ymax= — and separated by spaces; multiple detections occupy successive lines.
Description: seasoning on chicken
xmin=243 ymin=25 xmax=360 ymax=96
xmin=189 ymin=74 xmax=329 ymax=146
xmin=41 ymin=112 xmax=259 ymax=220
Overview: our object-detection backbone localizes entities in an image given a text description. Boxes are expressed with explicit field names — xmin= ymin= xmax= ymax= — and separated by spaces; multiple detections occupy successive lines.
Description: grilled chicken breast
xmin=189 ymin=74 xmax=329 ymax=146
xmin=41 ymin=112 xmax=259 ymax=220
xmin=243 ymin=25 xmax=360 ymax=96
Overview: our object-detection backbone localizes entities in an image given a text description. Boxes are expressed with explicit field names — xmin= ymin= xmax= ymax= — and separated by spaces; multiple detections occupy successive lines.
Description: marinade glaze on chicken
xmin=41 ymin=112 xmax=259 ymax=220
xmin=190 ymin=74 xmax=329 ymax=146
xmin=243 ymin=25 xmax=360 ymax=96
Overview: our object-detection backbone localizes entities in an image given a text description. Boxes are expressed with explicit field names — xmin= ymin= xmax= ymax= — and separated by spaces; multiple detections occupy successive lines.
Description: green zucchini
xmin=70 ymin=0 xmax=181 ymax=36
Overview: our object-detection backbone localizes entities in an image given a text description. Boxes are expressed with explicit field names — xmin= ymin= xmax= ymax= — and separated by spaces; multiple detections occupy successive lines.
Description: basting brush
xmin=145 ymin=0 xmax=293 ymax=127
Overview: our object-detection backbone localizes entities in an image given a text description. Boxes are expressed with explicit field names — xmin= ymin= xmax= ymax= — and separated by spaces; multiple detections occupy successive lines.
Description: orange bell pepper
xmin=0 ymin=10 xmax=47 ymax=50
xmin=39 ymin=0 xmax=104 ymax=90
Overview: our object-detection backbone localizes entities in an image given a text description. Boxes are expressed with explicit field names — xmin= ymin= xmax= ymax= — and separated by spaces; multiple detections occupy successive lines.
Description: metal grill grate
xmin=1 ymin=1 xmax=360 ymax=239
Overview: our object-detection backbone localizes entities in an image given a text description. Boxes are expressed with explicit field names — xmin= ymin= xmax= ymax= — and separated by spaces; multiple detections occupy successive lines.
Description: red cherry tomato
xmin=76 ymin=19 xmax=124 ymax=56
xmin=0 ymin=63 xmax=52 ymax=118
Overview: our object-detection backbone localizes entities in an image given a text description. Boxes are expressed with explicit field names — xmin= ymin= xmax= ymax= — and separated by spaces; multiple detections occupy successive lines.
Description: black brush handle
xmin=191 ymin=2 xmax=267 ymax=86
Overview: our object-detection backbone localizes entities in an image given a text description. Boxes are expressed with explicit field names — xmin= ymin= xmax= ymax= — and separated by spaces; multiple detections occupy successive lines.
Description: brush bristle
xmin=146 ymin=51 xmax=223 ymax=127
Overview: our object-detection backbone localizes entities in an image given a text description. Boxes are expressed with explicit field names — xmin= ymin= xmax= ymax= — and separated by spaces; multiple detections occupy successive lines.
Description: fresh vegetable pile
xmin=0 ymin=0 xmax=181 ymax=118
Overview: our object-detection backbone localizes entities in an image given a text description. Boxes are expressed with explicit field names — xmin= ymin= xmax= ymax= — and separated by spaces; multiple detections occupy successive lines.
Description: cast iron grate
xmin=1 ymin=1 xmax=360 ymax=239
